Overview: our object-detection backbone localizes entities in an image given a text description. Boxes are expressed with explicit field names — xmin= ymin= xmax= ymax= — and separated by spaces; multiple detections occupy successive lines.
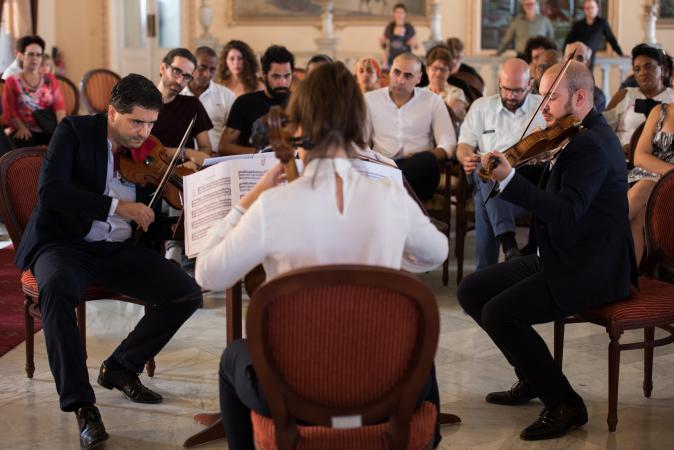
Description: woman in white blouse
xmin=196 ymin=62 xmax=447 ymax=450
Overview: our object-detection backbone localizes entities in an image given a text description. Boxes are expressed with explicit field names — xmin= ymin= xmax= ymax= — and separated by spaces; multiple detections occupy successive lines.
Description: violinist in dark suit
xmin=15 ymin=74 xmax=202 ymax=449
xmin=457 ymin=61 xmax=638 ymax=441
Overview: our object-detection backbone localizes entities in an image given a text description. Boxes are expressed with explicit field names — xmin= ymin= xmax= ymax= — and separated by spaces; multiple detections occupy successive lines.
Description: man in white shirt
xmin=457 ymin=58 xmax=546 ymax=269
xmin=365 ymin=52 xmax=456 ymax=200
xmin=181 ymin=46 xmax=236 ymax=151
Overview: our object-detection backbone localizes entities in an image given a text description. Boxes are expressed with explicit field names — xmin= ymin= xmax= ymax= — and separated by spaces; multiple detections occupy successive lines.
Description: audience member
xmin=182 ymin=46 xmax=236 ymax=152
xmin=306 ymin=54 xmax=333 ymax=73
xmin=604 ymin=44 xmax=674 ymax=150
xmin=2 ymin=35 xmax=65 ymax=147
xmin=380 ymin=3 xmax=417 ymax=69
xmin=40 ymin=54 xmax=54 ymax=75
xmin=424 ymin=46 xmax=468 ymax=121
xmin=354 ymin=57 xmax=381 ymax=94
xmin=523 ymin=35 xmax=557 ymax=65
xmin=531 ymin=49 xmax=562 ymax=94
xmin=564 ymin=41 xmax=606 ymax=112
xmin=456 ymin=58 xmax=545 ymax=269
xmin=628 ymin=102 xmax=674 ymax=264
xmin=1 ymin=35 xmax=33 ymax=80
xmin=197 ymin=61 xmax=447 ymax=450
xmin=446 ymin=37 xmax=483 ymax=83
xmin=564 ymin=0 xmax=623 ymax=69
xmin=219 ymin=45 xmax=294 ymax=155
xmin=496 ymin=1 xmax=555 ymax=58
xmin=217 ymin=40 xmax=263 ymax=97
xmin=366 ymin=53 xmax=456 ymax=201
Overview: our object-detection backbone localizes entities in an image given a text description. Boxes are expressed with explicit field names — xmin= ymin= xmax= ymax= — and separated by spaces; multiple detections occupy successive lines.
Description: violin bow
xmin=147 ymin=115 xmax=196 ymax=210
xmin=517 ymin=49 xmax=577 ymax=141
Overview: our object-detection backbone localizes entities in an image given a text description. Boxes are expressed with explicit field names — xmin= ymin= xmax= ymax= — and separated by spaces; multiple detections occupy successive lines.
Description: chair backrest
xmin=246 ymin=265 xmax=439 ymax=450
xmin=628 ymin=121 xmax=646 ymax=169
xmin=56 ymin=75 xmax=80 ymax=115
xmin=645 ymin=169 xmax=674 ymax=274
xmin=79 ymin=69 xmax=121 ymax=114
xmin=0 ymin=147 xmax=46 ymax=247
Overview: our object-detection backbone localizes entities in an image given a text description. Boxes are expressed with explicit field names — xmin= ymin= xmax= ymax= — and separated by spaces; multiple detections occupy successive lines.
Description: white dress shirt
xmin=603 ymin=86 xmax=674 ymax=146
xmin=365 ymin=87 xmax=456 ymax=159
xmin=182 ymin=80 xmax=236 ymax=151
xmin=195 ymin=158 xmax=448 ymax=291
xmin=459 ymin=93 xmax=546 ymax=155
xmin=84 ymin=140 xmax=136 ymax=242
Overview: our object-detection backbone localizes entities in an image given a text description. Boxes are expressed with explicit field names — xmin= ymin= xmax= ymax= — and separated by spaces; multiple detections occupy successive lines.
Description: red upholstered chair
xmin=246 ymin=265 xmax=440 ymax=450
xmin=56 ymin=74 xmax=80 ymax=115
xmin=0 ymin=147 xmax=155 ymax=378
xmin=79 ymin=69 xmax=121 ymax=114
xmin=553 ymin=169 xmax=674 ymax=432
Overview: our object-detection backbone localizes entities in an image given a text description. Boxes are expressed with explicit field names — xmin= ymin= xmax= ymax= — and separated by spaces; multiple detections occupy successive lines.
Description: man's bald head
xmin=542 ymin=61 xmax=594 ymax=97
xmin=499 ymin=58 xmax=531 ymax=84
xmin=498 ymin=58 xmax=532 ymax=112
xmin=392 ymin=52 xmax=422 ymax=73
xmin=540 ymin=60 xmax=594 ymax=122
xmin=565 ymin=41 xmax=592 ymax=67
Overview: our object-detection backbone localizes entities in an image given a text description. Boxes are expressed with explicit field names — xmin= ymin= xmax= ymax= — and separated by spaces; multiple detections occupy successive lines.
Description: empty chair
xmin=80 ymin=69 xmax=121 ymax=114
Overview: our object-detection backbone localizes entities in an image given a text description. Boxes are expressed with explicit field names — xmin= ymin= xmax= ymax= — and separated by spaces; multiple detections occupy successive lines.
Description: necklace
xmin=21 ymin=72 xmax=41 ymax=90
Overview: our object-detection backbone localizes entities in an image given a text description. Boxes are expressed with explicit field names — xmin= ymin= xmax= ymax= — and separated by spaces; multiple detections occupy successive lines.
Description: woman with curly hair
xmin=217 ymin=40 xmax=263 ymax=97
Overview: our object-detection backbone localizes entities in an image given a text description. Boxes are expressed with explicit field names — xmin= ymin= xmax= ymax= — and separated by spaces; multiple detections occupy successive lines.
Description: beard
xmin=264 ymin=78 xmax=290 ymax=105
xmin=501 ymin=96 xmax=526 ymax=112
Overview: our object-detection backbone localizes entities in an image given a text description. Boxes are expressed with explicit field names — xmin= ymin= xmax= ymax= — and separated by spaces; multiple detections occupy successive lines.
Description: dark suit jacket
xmin=500 ymin=109 xmax=638 ymax=312
xmin=15 ymin=114 xmax=154 ymax=270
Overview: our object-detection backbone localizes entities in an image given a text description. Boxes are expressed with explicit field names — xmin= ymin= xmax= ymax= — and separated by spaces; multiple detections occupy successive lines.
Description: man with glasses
xmin=457 ymin=58 xmax=545 ymax=269
xmin=219 ymin=45 xmax=294 ymax=155
xmin=365 ymin=52 xmax=456 ymax=201
xmin=564 ymin=41 xmax=607 ymax=112
xmin=182 ymin=46 xmax=236 ymax=151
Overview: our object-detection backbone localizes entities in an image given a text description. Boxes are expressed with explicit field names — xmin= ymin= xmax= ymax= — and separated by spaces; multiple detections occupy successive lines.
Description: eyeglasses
xmin=499 ymin=85 xmax=528 ymax=95
xmin=24 ymin=52 xmax=43 ymax=58
xmin=168 ymin=64 xmax=194 ymax=82
xmin=428 ymin=65 xmax=450 ymax=73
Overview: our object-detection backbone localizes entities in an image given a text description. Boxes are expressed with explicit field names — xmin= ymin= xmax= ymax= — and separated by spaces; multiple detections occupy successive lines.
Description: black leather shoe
xmin=97 ymin=362 xmax=162 ymax=404
xmin=75 ymin=405 xmax=109 ymax=449
xmin=520 ymin=398 xmax=588 ymax=440
xmin=486 ymin=380 xmax=537 ymax=405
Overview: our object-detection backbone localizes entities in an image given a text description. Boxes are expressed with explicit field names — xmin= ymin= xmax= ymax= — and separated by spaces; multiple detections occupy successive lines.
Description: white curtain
xmin=0 ymin=0 xmax=32 ymax=72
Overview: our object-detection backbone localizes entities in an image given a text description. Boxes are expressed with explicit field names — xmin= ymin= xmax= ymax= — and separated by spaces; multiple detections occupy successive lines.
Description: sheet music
xmin=183 ymin=155 xmax=400 ymax=257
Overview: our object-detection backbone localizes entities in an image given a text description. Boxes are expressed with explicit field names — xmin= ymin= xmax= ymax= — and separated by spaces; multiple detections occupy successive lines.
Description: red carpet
xmin=0 ymin=246 xmax=40 ymax=357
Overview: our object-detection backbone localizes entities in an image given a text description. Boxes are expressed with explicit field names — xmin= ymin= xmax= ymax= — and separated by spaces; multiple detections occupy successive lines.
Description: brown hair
xmin=217 ymin=40 xmax=260 ymax=93
xmin=445 ymin=37 xmax=464 ymax=55
xmin=287 ymin=62 xmax=366 ymax=158
xmin=426 ymin=46 xmax=451 ymax=67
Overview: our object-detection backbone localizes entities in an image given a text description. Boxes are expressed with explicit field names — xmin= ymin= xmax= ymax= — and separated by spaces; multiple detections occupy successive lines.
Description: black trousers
xmin=457 ymin=254 xmax=577 ymax=408
xmin=219 ymin=339 xmax=442 ymax=450
xmin=396 ymin=151 xmax=441 ymax=201
xmin=32 ymin=240 xmax=202 ymax=412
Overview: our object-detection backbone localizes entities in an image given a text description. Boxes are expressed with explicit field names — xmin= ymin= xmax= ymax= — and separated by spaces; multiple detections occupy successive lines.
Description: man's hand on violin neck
xmin=116 ymin=201 xmax=155 ymax=232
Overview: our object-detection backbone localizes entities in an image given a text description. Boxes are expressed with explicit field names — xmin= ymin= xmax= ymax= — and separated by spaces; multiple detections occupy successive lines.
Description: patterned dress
xmin=628 ymin=103 xmax=674 ymax=184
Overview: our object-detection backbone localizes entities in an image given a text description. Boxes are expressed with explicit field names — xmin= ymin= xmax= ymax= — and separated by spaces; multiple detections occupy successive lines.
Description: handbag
xmin=32 ymin=108 xmax=57 ymax=135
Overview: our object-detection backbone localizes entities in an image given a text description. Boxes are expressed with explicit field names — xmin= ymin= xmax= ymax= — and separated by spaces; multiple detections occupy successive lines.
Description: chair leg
xmin=455 ymin=213 xmax=465 ymax=285
xmin=553 ymin=320 xmax=565 ymax=367
xmin=144 ymin=304 xmax=156 ymax=377
xmin=24 ymin=295 xmax=35 ymax=379
xmin=643 ymin=327 xmax=654 ymax=398
xmin=77 ymin=302 xmax=87 ymax=360
xmin=442 ymin=257 xmax=449 ymax=286
xmin=607 ymin=330 xmax=622 ymax=432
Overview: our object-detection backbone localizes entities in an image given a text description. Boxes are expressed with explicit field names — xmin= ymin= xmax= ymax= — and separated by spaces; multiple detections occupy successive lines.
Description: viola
xmin=243 ymin=106 xmax=299 ymax=296
xmin=118 ymin=135 xmax=195 ymax=210
xmin=477 ymin=114 xmax=581 ymax=181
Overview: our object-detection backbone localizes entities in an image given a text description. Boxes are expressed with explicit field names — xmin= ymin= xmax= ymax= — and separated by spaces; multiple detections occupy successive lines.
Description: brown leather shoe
xmin=486 ymin=380 xmax=537 ymax=405
xmin=97 ymin=362 xmax=162 ymax=404
xmin=75 ymin=405 xmax=109 ymax=449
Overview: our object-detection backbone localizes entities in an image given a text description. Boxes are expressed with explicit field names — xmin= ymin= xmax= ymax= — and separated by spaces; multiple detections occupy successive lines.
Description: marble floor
xmin=1 ymin=228 xmax=674 ymax=449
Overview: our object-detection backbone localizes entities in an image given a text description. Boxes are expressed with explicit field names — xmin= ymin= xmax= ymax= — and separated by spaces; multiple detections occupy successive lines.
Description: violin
xmin=243 ymin=106 xmax=299 ymax=296
xmin=118 ymin=135 xmax=196 ymax=210
xmin=477 ymin=115 xmax=581 ymax=181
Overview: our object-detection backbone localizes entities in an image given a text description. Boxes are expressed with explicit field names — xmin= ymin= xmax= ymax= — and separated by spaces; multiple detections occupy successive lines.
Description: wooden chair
xmin=79 ymin=69 xmax=121 ymax=114
xmin=553 ymin=169 xmax=674 ymax=432
xmin=0 ymin=147 xmax=155 ymax=378
xmin=56 ymin=74 xmax=80 ymax=115
xmin=627 ymin=121 xmax=646 ymax=169
xmin=247 ymin=265 xmax=440 ymax=450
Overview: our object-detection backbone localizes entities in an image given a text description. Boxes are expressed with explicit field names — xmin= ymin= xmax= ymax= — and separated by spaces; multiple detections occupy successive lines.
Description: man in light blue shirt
xmin=457 ymin=58 xmax=546 ymax=269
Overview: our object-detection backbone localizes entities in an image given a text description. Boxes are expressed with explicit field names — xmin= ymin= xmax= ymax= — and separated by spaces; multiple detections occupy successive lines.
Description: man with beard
xmin=13 ymin=74 xmax=203 ymax=449
xmin=456 ymin=58 xmax=545 ymax=269
xmin=152 ymin=47 xmax=213 ymax=165
xmin=218 ymin=45 xmax=294 ymax=155
xmin=365 ymin=52 xmax=455 ymax=201
xmin=457 ymin=60 xmax=637 ymax=441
